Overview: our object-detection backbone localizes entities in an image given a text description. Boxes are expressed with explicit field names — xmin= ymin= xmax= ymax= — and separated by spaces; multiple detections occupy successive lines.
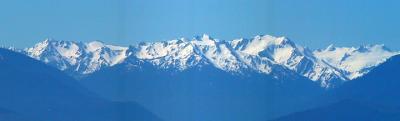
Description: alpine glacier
xmin=23 ymin=34 xmax=399 ymax=87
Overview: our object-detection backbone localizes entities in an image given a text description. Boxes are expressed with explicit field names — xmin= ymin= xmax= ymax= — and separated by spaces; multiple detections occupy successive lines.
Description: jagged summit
xmin=25 ymin=39 xmax=128 ymax=76
xmin=22 ymin=35 xmax=399 ymax=88
xmin=229 ymin=35 xmax=349 ymax=87
xmin=194 ymin=34 xmax=215 ymax=41
xmin=230 ymin=35 xmax=294 ymax=55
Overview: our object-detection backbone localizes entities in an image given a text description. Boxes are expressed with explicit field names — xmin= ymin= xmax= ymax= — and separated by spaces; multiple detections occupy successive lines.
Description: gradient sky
xmin=1 ymin=0 xmax=400 ymax=50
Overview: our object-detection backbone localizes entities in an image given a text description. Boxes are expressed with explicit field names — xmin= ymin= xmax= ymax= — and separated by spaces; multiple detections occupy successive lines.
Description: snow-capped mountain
xmin=314 ymin=44 xmax=398 ymax=79
xmin=230 ymin=35 xmax=348 ymax=87
xmin=23 ymin=35 xmax=399 ymax=88
xmin=128 ymin=35 xmax=215 ymax=71
xmin=126 ymin=34 xmax=297 ymax=80
xmin=25 ymin=39 xmax=128 ymax=77
xmin=127 ymin=34 xmax=348 ymax=87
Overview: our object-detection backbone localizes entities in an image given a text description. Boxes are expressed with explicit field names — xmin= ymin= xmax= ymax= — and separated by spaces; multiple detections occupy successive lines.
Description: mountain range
xmin=2 ymin=34 xmax=400 ymax=121
xmin=24 ymin=34 xmax=398 ymax=88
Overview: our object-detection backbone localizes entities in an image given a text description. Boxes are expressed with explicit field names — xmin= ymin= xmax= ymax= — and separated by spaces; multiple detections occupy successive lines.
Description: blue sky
xmin=1 ymin=0 xmax=400 ymax=50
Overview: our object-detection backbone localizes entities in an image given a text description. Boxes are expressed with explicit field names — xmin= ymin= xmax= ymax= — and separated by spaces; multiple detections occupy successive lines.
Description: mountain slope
xmin=314 ymin=44 xmax=398 ymax=79
xmin=230 ymin=35 xmax=348 ymax=87
xmin=271 ymin=100 xmax=400 ymax=121
xmin=82 ymin=52 xmax=324 ymax=121
xmin=330 ymin=54 xmax=400 ymax=105
xmin=0 ymin=48 xmax=161 ymax=121
xmin=270 ymin=55 xmax=400 ymax=121
xmin=25 ymin=39 xmax=128 ymax=77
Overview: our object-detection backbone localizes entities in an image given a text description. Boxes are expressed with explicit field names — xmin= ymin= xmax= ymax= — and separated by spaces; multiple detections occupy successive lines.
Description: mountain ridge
xmin=0 ymin=48 xmax=163 ymax=121
xmin=20 ymin=34 xmax=399 ymax=88
xmin=269 ymin=54 xmax=400 ymax=121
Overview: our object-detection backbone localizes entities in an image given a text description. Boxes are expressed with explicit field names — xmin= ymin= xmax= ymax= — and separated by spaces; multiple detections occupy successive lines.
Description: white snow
xmin=240 ymin=35 xmax=282 ymax=55
xmin=26 ymin=39 xmax=128 ymax=75
xmin=132 ymin=34 xmax=245 ymax=72
xmin=23 ymin=35 xmax=399 ymax=88
xmin=229 ymin=35 xmax=348 ymax=87
xmin=314 ymin=44 xmax=399 ymax=79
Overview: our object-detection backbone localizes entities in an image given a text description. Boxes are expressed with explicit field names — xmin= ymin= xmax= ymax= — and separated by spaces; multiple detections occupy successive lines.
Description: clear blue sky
xmin=1 ymin=0 xmax=399 ymax=50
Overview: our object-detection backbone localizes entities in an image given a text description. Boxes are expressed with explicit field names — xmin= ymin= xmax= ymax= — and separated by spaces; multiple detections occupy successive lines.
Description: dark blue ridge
xmin=271 ymin=55 xmax=400 ymax=121
xmin=82 ymin=54 xmax=324 ymax=121
xmin=0 ymin=48 xmax=162 ymax=121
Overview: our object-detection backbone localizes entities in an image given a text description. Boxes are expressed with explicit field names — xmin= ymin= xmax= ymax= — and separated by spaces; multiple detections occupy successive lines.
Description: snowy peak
xmin=231 ymin=35 xmax=295 ymax=55
xmin=25 ymin=39 xmax=50 ymax=58
xmin=129 ymin=35 xmax=246 ymax=72
xmin=198 ymin=34 xmax=214 ymax=41
xmin=25 ymin=39 xmax=128 ymax=76
xmin=86 ymin=41 xmax=106 ymax=52
xmin=314 ymin=44 xmax=399 ymax=79
xmin=230 ymin=35 xmax=347 ymax=87
xmin=191 ymin=34 xmax=220 ymax=47
xmin=129 ymin=38 xmax=207 ymax=70
xmin=26 ymin=39 xmax=83 ymax=64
